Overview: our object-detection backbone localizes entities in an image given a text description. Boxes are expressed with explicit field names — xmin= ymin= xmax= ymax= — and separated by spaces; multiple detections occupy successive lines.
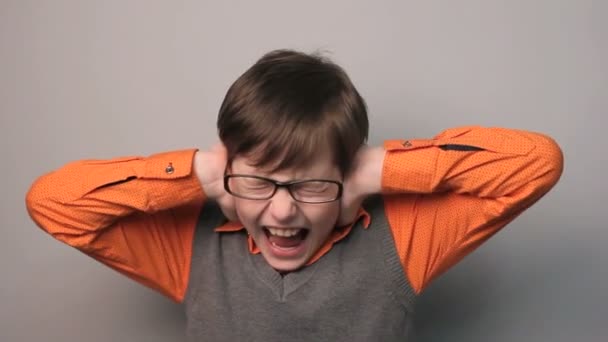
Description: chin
xmin=262 ymin=252 xmax=309 ymax=272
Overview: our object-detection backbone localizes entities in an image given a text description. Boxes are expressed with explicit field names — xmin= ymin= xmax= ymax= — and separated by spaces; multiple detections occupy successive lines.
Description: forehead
xmin=231 ymin=149 xmax=339 ymax=180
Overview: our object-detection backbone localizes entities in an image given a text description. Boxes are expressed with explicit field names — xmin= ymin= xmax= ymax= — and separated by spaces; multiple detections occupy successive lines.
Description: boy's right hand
xmin=194 ymin=143 xmax=238 ymax=221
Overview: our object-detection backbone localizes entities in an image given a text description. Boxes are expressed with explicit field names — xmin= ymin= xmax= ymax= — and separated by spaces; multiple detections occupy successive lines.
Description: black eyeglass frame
xmin=223 ymin=173 xmax=343 ymax=204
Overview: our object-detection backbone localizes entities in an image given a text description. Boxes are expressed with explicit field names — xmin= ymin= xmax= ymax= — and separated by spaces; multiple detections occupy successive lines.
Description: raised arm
xmin=382 ymin=126 xmax=563 ymax=293
xmin=342 ymin=126 xmax=563 ymax=294
xmin=26 ymin=147 xmax=230 ymax=302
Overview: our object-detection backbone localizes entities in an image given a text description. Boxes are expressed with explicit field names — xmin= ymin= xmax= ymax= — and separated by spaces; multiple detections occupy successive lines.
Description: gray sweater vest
xmin=184 ymin=196 xmax=418 ymax=341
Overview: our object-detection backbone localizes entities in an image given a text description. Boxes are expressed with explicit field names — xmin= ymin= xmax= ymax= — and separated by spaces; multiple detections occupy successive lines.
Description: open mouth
xmin=262 ymin=226 xmax=309 ymax=257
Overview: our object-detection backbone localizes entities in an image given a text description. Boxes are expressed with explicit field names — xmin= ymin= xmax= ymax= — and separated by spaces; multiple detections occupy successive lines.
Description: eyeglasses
xmin=224 ymin=174 xmax=343 ymax=204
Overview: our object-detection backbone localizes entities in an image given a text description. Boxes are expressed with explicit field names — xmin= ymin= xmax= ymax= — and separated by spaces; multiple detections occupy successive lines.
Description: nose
xmin=268 ymin=187 xmax=298 ymax=222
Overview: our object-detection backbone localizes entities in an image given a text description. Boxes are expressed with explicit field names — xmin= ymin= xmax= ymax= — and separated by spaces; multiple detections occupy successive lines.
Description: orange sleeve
xmin=25 ymin=149 xmax=205 ymax=303
xmin=381 ymin=126 xmax=564 ymax=294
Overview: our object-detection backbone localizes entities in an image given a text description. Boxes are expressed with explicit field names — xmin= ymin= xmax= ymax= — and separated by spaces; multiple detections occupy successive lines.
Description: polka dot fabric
xmin=26 ymin=149 xmax=205 ymax=302
xmin=382 ymin=126 xmax=563 ymax=294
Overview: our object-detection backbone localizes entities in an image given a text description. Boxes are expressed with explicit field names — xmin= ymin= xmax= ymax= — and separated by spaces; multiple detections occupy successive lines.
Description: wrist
xmin=355 ymin=146 xmax=385 ymax=197
xmin=193 ymin=147 xmax=227 ymax=200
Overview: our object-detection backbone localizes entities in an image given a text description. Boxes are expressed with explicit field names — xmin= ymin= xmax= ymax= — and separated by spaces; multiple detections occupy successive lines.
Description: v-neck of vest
xmin=247 ymin=251 xmax=320 ymax=302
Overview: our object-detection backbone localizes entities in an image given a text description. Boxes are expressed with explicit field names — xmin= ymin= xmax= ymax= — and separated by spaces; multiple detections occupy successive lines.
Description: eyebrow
xmin=231 ymin=168 xmax=342 ymax=183
xmin=234 ymin=160 xmax=340 ymax=181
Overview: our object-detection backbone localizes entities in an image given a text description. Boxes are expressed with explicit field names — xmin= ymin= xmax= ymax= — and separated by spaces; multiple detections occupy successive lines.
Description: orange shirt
xmin=25 ymin=126 xmax=563 ymax=303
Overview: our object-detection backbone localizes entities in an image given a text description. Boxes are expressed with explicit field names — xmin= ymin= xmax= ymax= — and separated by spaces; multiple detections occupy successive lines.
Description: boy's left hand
xmin=337 ymin=146 xmax=385 ymax=226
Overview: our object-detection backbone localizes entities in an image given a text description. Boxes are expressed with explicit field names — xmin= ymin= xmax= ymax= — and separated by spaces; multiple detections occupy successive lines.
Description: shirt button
xmin=165 ymin=163 xmax=174 ymax=174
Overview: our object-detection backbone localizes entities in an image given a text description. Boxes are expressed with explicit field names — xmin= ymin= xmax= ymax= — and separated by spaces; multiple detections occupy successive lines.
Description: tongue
xmin=268 ymin=232 xmax=305 ymax=248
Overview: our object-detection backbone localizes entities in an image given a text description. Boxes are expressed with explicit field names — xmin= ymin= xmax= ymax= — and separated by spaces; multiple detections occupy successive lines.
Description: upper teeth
xmin=266 ymin=227 xmax=302 ymax=237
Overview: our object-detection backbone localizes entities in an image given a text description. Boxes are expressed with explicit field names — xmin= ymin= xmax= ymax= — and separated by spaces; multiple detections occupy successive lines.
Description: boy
xmin=26 ymin=49 xmax=563 ymax=341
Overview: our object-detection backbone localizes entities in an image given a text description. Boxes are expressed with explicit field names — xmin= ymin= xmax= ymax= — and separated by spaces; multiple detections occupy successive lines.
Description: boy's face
xmin=229 ymin=149 xmax=341 ymax=272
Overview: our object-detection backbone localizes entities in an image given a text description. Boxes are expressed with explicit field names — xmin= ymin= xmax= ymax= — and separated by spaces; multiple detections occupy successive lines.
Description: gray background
xmin=1 ymin=0 xmax=606 ymax=341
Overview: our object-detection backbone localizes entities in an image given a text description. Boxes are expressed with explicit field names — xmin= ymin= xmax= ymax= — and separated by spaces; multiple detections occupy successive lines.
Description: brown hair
xmin=217 ymin=49 xmax=368 ymax=176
